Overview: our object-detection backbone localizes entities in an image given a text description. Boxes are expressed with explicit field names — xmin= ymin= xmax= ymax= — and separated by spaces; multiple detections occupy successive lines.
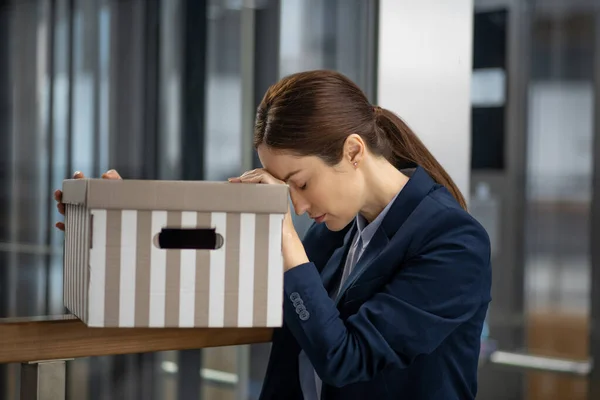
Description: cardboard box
xmin=61 ymin=178 xmax=289 ymax=328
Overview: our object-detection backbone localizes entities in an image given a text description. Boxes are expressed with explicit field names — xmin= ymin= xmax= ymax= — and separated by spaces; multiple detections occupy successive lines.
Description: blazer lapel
xmin=320 ymin=222 xmax=356 ymax=292
xmin=326 ymin=166 xmax=437 ymax=305
xmin=334 ymin=227 xmax=389 ymax=305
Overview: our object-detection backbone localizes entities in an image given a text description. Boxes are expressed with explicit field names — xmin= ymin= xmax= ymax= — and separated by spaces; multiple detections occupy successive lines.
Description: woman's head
xmin=254 ymin=70 xmax=466 ymax=231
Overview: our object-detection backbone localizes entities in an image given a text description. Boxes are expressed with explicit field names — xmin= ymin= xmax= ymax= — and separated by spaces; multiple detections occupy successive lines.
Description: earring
xmin=353 ymin=162 xmax=358 ymax=167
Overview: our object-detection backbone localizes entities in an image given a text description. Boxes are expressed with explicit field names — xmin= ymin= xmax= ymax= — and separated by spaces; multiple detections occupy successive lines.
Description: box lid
xmin=61 ymin=179 xmax=289 ymax=214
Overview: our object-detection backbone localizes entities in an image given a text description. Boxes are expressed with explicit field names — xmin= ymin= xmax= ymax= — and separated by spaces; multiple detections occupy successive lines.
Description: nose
xmin=290 ymin=189 xmax=310 ymax=216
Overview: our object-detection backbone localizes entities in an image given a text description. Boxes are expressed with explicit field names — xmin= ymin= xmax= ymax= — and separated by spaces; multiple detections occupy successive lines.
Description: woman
xmin=55 ymin=70 xmax=491 ymax=399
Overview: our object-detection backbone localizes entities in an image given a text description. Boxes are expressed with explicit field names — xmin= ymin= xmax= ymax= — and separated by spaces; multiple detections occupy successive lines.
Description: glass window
xmin=0 ymin=0 xmax=378 ymax=398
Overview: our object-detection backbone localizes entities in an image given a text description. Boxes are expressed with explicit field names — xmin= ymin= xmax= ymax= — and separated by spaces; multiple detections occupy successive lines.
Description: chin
xmin=324 ymin=218 xmax=353 ymax=232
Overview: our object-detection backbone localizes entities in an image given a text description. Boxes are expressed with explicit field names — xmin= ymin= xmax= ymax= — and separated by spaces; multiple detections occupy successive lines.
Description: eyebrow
xmin=283 ymin=170 xmax=301 ymax=182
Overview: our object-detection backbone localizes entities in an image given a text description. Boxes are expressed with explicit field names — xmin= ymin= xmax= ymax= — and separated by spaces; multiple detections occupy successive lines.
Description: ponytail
xmin=374 ymin=107 xmax=467 ymax=210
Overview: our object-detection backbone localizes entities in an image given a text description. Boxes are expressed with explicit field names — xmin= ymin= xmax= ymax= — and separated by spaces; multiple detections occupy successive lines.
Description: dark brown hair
xmin=254 ymin=70 xmax=467 ymax=210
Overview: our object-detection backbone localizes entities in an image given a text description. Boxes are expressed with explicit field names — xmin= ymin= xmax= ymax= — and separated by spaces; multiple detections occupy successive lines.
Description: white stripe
xmin=119 ymin=210 xmax=137 ymax=327
xmin=179 ymin=211 xmax=197 ymax=327
xmin=64 ymin=208 xmax=70 ymax=312
xmin=267 ymin=213 xmax=285 ymax=327
xmin=88 ymin=209 xmax=107 ymax=327
xmin=237 ymin=213 xmax=255 ymax=327
xmin=149 ymin=210 xmax=168 ymax=327
xmin=209 ymin=212 xmax=226 ymax=327
xmin=69 ymin=207 xmax=74 ymax=314
xmin=72 ymin=208 xmax=77 ymax=315
xmin=70 ymin=206 xmax=81 ymax=318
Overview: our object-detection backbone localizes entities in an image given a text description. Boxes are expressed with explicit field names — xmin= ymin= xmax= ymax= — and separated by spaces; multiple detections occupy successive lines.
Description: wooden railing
xmin=3 ymin=314 xmax=593 ymax=400
xmin=0 ymin=315 xmax=273 ymax=399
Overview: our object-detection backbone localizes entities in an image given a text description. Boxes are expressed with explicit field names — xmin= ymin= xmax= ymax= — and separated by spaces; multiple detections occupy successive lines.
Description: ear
xmin=342 ymin=134 xmax=366 ymax=167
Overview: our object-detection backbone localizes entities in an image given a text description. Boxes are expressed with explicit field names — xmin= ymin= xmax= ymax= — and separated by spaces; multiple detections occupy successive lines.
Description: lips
xmin=313 ymin=214 xmax=326 ymax=223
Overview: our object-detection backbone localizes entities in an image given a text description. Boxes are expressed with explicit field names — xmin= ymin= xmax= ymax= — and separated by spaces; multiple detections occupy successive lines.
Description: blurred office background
xmin=0 ymin=0 xmax=599 ymax=399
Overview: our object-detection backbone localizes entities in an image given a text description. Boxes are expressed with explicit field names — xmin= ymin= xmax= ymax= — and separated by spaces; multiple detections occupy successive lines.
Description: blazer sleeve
xmin=283 ymin=207 xmax=491 ymax=388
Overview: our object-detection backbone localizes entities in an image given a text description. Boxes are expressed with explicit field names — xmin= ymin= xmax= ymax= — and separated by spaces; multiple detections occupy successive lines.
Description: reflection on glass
xmin=159 ymin=0 xmax=183 ymax=180
xmin=0 ymin=0 xmax=378 ymax=398
xmin=204 ymin=1 xmax=243 ymax=181
xmin=524 ymin=6 xmax=595 ymax=400
xmin=279 ymin=0 xmax=377 ymax=238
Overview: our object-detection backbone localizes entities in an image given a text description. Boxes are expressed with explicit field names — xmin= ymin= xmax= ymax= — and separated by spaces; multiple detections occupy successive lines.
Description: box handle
xmin=155 ymin=228 xmax=224 ymax=250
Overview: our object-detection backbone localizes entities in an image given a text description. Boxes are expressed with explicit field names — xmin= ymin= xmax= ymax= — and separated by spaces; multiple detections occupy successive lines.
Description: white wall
xmin=377 ymin=0 xmax=474 ymax=199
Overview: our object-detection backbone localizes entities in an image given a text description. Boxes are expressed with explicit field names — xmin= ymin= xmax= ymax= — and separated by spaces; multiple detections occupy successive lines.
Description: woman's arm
xmin=283 ymin=208 xmax=491 ymax=388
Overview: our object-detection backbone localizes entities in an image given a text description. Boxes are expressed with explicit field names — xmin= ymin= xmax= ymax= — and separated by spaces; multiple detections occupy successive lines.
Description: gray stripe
xmin=253 ymin=214 xmax=270 ymax=327
xmin=135 ymin=211 xmax=152 ymax=327
xmin=77 ymin=204 xmax=84 ymax=321
xmin=84 ymin=208 xmax=91 ymax=323
xmin=194 ymin=212 xmax=212 ymax=326
xmin=81 ymin=208 xmax=86 ymax=322
xmin=75 ymin=205 xmax=80 ymax=319
xmin=224 ymin=213 xmax=240 ymax=327
xmin=165 ymin=211 xmax=181 ymax=327
xmin=69 ymin=206 xmax=75 ymax=317
xmin=104 ymin=210 xmax=121 ymax=326
xmin=61 ymin=179 xmax=289 ymax=214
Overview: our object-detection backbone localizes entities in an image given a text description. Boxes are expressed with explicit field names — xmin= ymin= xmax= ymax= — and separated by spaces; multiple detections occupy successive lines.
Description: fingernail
xmin=74 ymin=171 xmax=81 ymax=176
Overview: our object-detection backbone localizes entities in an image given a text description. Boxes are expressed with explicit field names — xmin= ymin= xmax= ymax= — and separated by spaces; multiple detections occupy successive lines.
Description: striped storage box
xmin=61 ymin=178 xmax=289 ymax=328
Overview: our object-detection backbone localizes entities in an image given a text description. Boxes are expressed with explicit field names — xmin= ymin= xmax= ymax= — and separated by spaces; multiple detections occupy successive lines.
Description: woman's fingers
xmin=228 ymin=169 xmax=283 ymax=185
xmin=54 ymin=189 xmax=64 ymax=217
xmin=55 ymin=169 xmax=120 ymax=231
xmin=72 ymin=169 xmax=122 ymax=180
xmin=229 ymin=170 xmax=258 ymax=183
xmin=236 ymin=174 xmax=264 ymax=183
xmin=101 ymin=169 xmax=122 ymax=180
xmin=237 ymin=169 xmax=259 ymax=180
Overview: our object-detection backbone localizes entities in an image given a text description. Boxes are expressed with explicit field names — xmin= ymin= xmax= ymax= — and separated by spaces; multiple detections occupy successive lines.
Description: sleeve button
xmin=293 ymin=298 xmax=304 ymax=307
xmin=295 ymin=304 xmax=307 ymax=314
xmin=299 ymin=310 xmax=310 ymax=321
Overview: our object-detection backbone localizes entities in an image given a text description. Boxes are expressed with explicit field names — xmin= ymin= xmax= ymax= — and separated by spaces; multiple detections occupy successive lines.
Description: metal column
xmin=589 ymin=6 xmax=600 ymax=399
xmin=470 ymin=1 xmax=531 ymax=398
xmin=240 ymin=2 xmax=255 ymax=175
xmin=251 ymin=0 xmax=280 ymax=170
xmin=0 ymin=2 xmax=12 ymax=396
xmin=181 ymin=0 xmax=207 ymax=182
xmin=20 ymin=360 xmax=68 ymax=400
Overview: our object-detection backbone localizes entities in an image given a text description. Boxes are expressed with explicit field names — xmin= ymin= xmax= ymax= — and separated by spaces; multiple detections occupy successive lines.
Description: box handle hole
xmin=153 ymin=228 xmax=224 ymax=250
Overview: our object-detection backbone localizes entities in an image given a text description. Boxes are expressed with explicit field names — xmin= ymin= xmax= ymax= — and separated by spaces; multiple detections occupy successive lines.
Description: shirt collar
xmin=355 ymin=190 xmax=400 ymax=249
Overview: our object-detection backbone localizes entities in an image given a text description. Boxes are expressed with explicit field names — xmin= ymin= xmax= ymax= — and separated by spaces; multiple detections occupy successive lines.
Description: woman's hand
xmin=54 ymin=169 xmax=122 ymax=231
xmin=229 ymin=169 xmax=309 ymax=272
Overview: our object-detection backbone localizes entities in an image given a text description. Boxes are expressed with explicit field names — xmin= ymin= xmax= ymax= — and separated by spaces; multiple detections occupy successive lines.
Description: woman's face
xmin=257 ymin=144 xmax=365 ymax=231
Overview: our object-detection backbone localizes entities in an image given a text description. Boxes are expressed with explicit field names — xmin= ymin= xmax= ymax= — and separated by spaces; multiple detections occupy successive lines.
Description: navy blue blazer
xmin=258 ymin=166 xmax=492 ymax=400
